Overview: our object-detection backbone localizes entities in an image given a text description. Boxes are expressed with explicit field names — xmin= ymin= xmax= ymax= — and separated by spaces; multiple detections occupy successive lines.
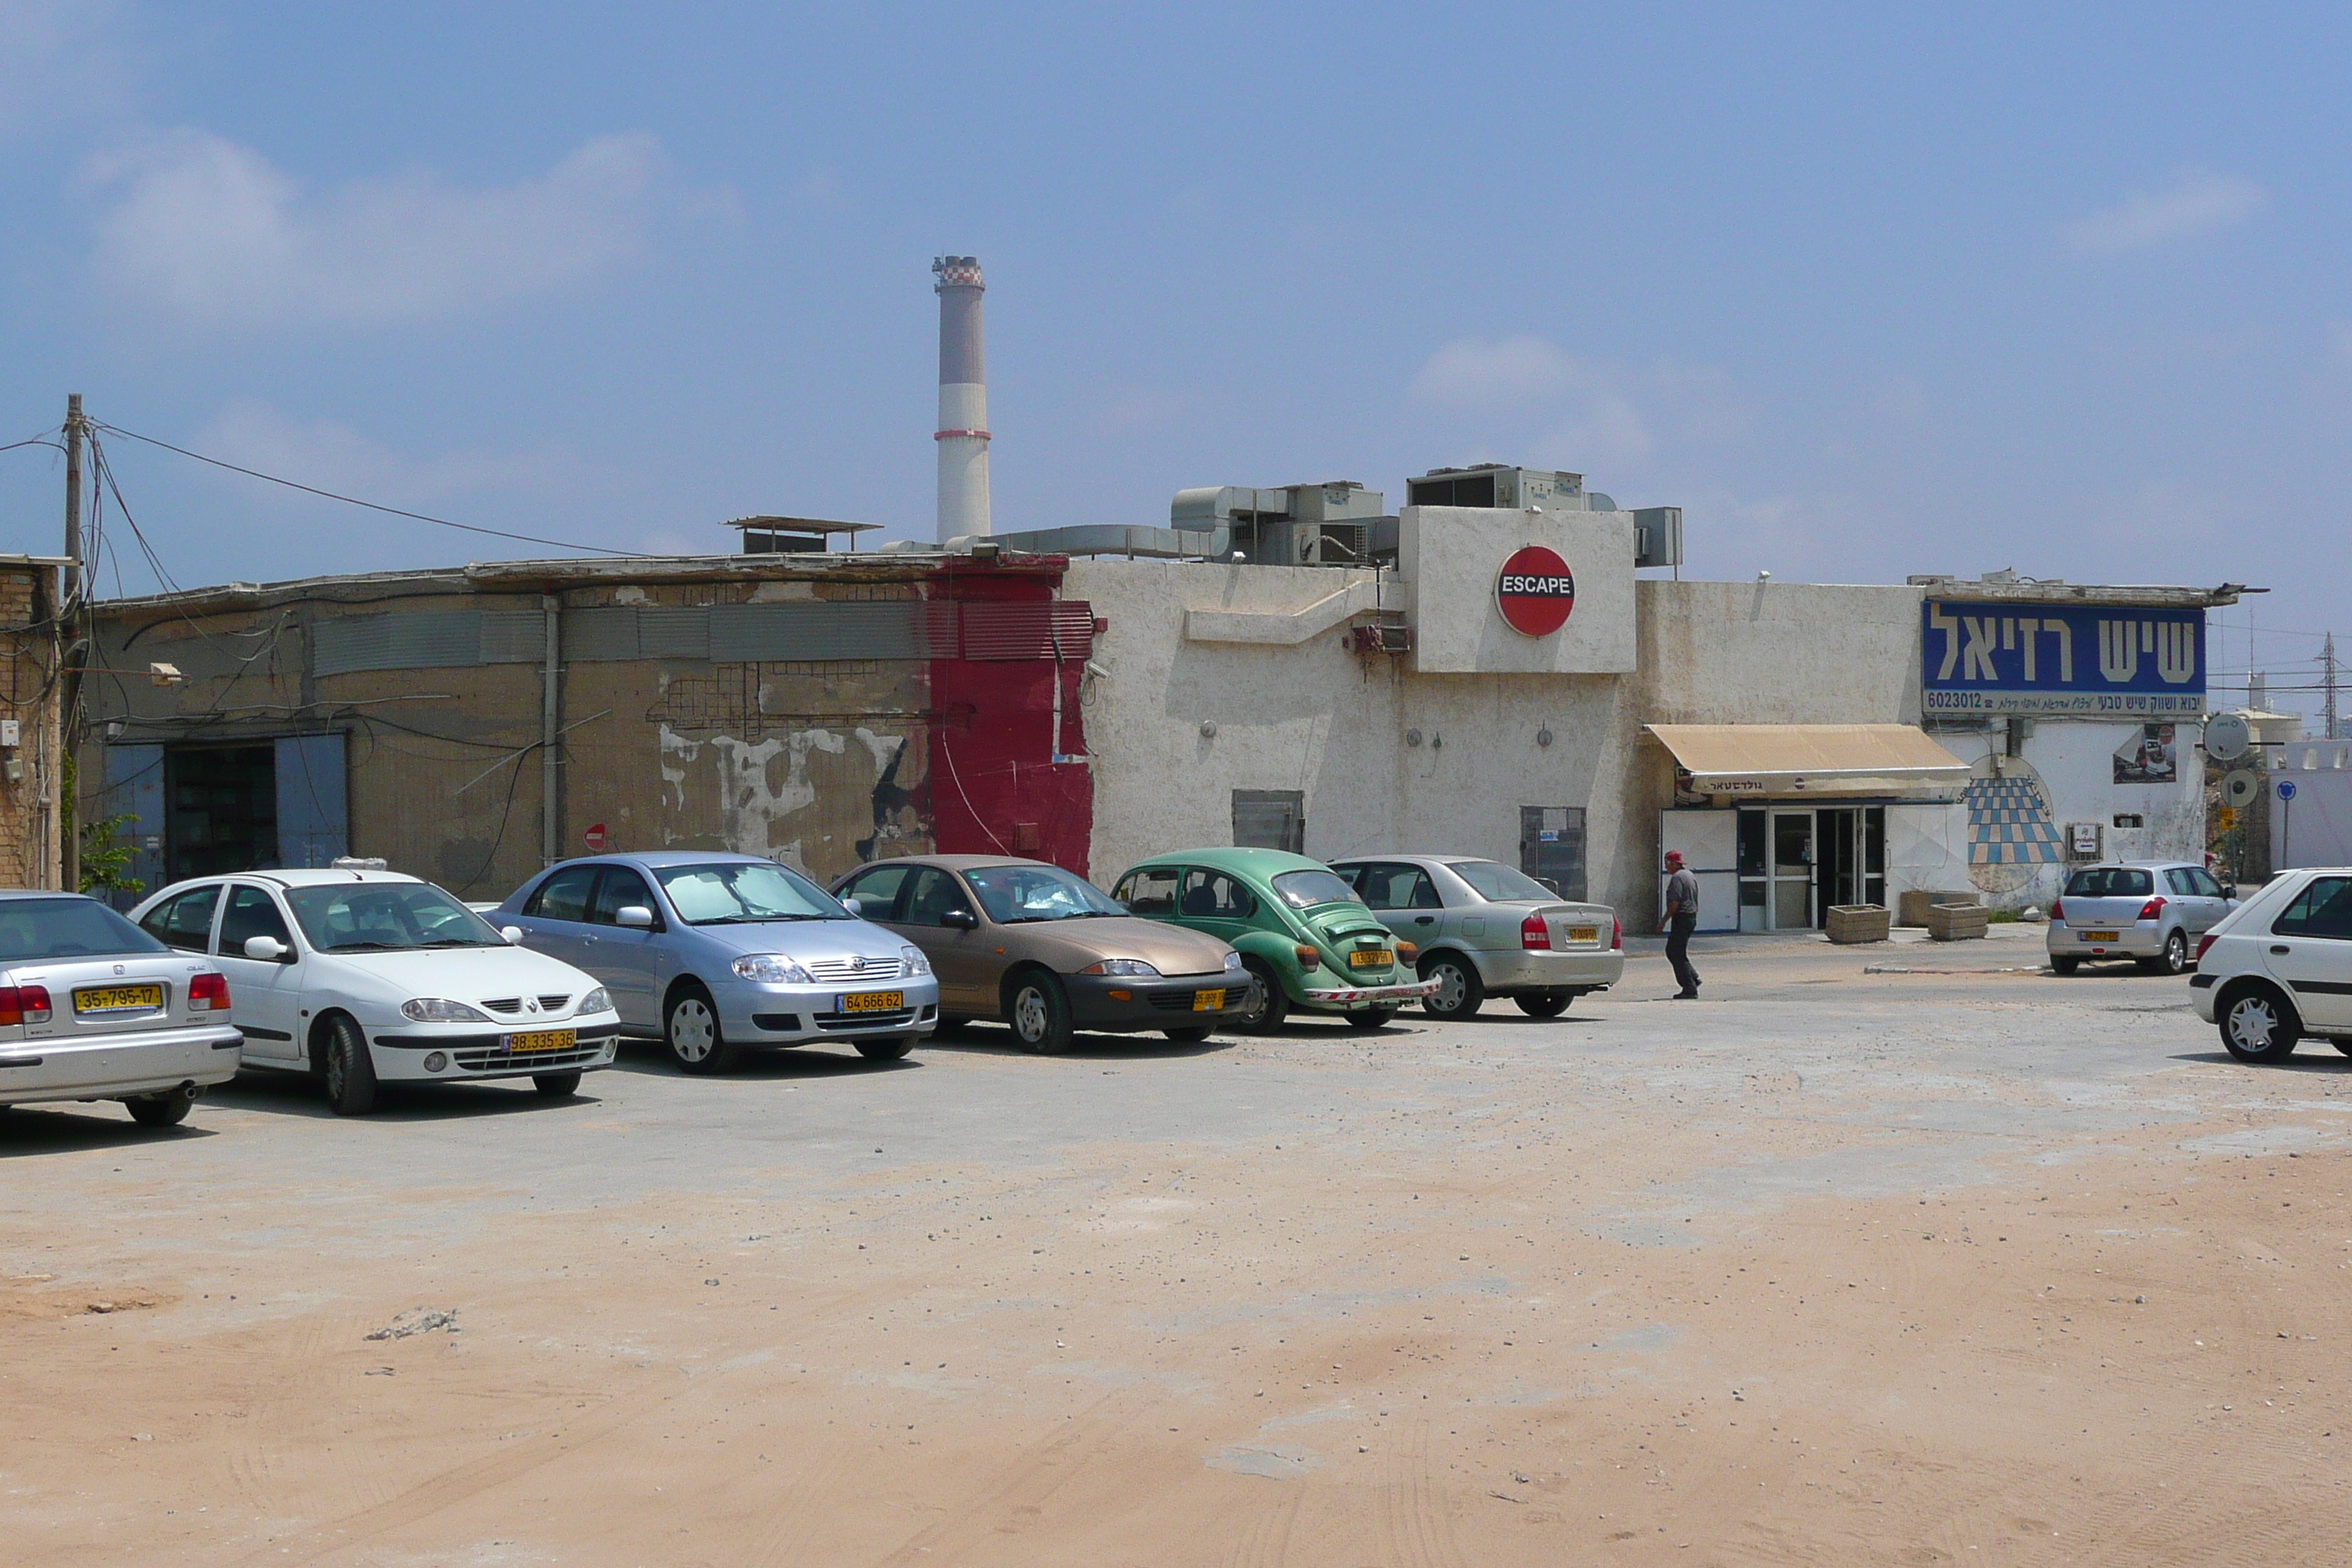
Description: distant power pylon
xmin=2327 ymin=633 xmax=2342 ymax=742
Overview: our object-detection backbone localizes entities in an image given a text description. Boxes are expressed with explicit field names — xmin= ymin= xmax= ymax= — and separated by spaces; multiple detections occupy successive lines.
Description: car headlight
xmin=1079 ymin=957 xmax=1161 ymax=977
xmin=1222 ymin=950 xmax=1245 ymax=973
xmin=731 ymin=954 xmax=815 ymax=984
xmin=401 ymin=998 xmax=491 ymax=1023
xmin=578 ymin=987 xmax=613 ymax=1014
xmin=900 ymin=945 xmax=932 ymax=976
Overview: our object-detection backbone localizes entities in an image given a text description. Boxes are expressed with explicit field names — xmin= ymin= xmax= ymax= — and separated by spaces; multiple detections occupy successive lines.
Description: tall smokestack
xmin=932 ymin=255 xmax=991 ymax=543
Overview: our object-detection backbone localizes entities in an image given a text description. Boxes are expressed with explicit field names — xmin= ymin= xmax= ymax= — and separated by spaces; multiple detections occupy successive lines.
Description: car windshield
xmin=0 ymin=898 xmax=167 ymax=962
xmin=1270 ymin=869 xmax=1363 ymax=911
xmin=657 ymin=862 xmax=847 ymax=924
xmin=2065 ymin=868 xmax=2153 ymax=898
xmin=1446 ymin=860 xmax=1556 ymax=902
xmin=285 ymin=882 xmax=507 ymax=952
xmin=963 ymin=864 xmax=1125 ymax=923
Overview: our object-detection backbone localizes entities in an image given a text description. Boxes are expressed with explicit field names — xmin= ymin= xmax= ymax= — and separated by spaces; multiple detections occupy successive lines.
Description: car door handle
xmin=1414 ymin=916 xmax=1436 ymax=925
xmin=2272 ymin=945 xmax=2291 ymax=954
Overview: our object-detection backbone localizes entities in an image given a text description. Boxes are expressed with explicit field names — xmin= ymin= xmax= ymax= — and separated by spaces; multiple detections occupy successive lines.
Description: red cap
xmin=1664 ymin=850 xmax=1684 ymax=866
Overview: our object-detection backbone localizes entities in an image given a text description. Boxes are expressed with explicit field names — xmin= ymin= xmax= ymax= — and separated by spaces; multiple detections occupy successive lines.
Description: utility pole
xmin=59 ymin=394 xmax=84 ymax=893
xmin=2326 ymin=633 xmax=2342 ymax=742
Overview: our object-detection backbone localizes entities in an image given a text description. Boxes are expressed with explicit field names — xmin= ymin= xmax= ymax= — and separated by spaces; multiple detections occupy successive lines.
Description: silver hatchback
xmin=2047 ymin=861 xmax=2239 ymax=976
xmin=1330 ymin=856 xmax=1624 ymax=1019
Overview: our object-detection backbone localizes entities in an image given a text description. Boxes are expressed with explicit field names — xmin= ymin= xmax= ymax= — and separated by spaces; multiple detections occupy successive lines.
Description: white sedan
xmin=130 ymin=869 xmax=621 ymax=1115
xmin=2190 ymin=867 xmax=2352 ymax=1063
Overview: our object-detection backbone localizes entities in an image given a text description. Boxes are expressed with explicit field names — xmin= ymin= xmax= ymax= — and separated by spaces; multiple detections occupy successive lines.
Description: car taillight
xmin=0 ymin=984 xmax=50 ymax=1026
xmin=188 ymin=972 xmax=230 ymax=1011
xmin=2138 ymin=896 xmax=2166 ymax=921
xmin=1521 ymin=913 xmax=1550 ymax=950
xmin=2048 ymin=897 xmax=2063 ymax=922
xmin=1611 ymin=915 xmax=1624 ymax=951
xmin=2195 ymin=933 xmax=2218 ymax=963
xmin=1293 ymin=943 xmax=1320 ymax=968
xmin=1395 ymin=940 xmax=1418 ymax=962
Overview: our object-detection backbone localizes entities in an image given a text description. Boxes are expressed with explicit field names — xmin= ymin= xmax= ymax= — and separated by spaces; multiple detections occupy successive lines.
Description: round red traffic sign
xmin=1495 ymin=546 xmax=1575 ymax=636
xmin=584 ymin=822 xmax=608 ymax=851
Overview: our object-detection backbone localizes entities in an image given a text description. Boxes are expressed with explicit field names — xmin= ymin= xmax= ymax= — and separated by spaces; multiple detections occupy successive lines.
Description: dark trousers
xmin=1666 ymin=912 xmax=1700 ymax=995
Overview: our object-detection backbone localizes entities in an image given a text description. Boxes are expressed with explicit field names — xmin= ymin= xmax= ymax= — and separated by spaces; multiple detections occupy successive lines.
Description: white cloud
xmin=2062 ymin=168 xmax=2265 ymax=255
xmin=89 ymin=129 xmax=676 ymax=327
xmin=1411 ymin=335 xmax=1571 ymax=407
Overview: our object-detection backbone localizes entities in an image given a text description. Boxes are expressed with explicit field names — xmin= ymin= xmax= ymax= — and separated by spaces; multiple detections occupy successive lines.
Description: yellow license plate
xmin=1568 ymin=925 xmax=1599 ymax=943
xmin=1192 ymin=988 xmax=1226 ymax=1011
xmin=842 ymin=990 xmax=905 ymax=1013
xmin=1348 ymin=949 xmax=1392 ymax=969
xmin=505 ymin=1028 xmax=576 ymax=1053
xmin=2083 ymin=931 xmax=2119 ymax=943
xmin=74 ymin=984 xmax=162 ymax=1013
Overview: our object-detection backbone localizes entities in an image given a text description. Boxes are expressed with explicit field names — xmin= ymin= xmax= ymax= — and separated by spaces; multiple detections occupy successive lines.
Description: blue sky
xmin=3 ymin=4 xmax=2348 ymax=720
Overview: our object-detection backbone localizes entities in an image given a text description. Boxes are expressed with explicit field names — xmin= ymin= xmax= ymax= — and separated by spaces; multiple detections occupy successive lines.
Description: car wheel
xmin=2220 ymin=984 xmax=2301 ymax=1063
xmin=124 ymin=1088 xmax=195 ymax=1128
xmin=1345 ymin=1007 xmax=1396 ymax=1031
xmin=2142 ymin=930 xmax=2189 ymax=976
xmin=1164 ymin=1025 xmax=1214 ymax=1044
xmin=1006 ymin=971 xmax=1074 ymax=1055
xmin=2050 ymin=956 xmax=2080 ymax=976
xmin=532 ymin=1071 xmax=583 ymax=1097
xmin=1420 ymin=953 xmax=1485 ymax=1020
xmin=1236 ymin=959 xmax=1288 ymax=1033
xmin=856 ymin=1037 xmax=916 ymax=1060
xmin=323 ymin=1016 xmax=378 ymax=1116
xmin=1515 ymin=992 xmax=1572 ymax=1018
xmin=666 ymin=984 xmax=739 ymax=1074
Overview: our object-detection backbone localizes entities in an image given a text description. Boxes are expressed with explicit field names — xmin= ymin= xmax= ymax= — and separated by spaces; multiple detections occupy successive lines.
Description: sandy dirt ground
xmin=4 ymin=921 xmax=2350 ymax=1566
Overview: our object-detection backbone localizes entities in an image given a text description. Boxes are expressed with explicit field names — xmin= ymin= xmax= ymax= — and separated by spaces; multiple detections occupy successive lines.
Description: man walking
xmin=1661 ymin=849 xmax=1701 ymax=999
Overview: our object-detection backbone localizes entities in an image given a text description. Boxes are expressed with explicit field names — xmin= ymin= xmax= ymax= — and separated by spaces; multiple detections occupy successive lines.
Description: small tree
xmin=61 ymin=753 xmax=143 ymax=898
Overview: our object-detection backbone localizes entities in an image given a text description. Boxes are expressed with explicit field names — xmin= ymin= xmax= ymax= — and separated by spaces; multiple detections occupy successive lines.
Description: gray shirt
xmin=1664 ymin=867 xmax=1700 ymax=917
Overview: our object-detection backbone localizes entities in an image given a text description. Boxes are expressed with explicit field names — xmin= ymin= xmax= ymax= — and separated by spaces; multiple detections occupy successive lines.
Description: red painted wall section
xmin=927 ymin=562 xmax=1094 ymax=875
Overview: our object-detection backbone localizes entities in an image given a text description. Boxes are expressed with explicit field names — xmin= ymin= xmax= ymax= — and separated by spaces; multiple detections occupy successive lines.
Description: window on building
xmin=1232 ymin=790 xmax=1305 ymax=854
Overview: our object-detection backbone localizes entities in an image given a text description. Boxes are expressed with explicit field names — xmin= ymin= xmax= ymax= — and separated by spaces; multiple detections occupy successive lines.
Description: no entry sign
xmin=1495 ymin=546 xmax=1575 ymax=636
xmin=584 ymin=822 xmax=608 ymax=851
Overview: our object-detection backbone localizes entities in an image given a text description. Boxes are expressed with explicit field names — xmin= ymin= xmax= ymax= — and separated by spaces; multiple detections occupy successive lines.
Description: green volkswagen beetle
xmin=1107 ymin=848 xmax=1439 ymax=1031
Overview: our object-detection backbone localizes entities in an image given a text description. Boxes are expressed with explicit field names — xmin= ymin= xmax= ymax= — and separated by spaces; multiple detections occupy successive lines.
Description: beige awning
xmin=1645 ymin=723 xmax=1970 ymax=799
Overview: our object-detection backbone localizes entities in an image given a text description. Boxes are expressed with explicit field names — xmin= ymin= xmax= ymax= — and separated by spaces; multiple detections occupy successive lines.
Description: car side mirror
xmin=615 ymin=905 xmax=655 ymax=929
xmin=502 ymin=925 xmax=525 ymax=945
xmin=840 ymin=896 xmax=863 ymax=916
xmin=243 ymin=935 xmax=289 ymax=962
xmin=942 ymin=908 xmax=979 ymax=930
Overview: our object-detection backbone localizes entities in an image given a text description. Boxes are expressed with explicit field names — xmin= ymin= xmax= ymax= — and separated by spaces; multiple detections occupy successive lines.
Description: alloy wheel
xmin=1429 ymin=961 xmax=1466 ymax=1013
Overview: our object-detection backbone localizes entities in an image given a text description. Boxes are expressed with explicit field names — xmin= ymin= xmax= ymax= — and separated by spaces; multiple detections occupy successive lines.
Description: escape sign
xmin=1495 ymin=546 xmax=1575 ymax=636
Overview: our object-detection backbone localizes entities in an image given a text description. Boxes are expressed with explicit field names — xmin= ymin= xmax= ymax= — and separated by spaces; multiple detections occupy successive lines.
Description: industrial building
xmin=69 ymin=257 xmax=2241 ymax=921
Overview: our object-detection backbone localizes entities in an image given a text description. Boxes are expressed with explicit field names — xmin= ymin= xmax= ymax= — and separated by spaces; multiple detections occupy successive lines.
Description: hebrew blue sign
xmin=1922 ymin=600 xmax=2204 ymax=716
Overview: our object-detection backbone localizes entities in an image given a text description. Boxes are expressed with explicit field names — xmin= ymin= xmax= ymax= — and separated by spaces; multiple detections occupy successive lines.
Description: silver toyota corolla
xmin=1330 ymin=855 xmax=1624 ymax=1020
xmin=493 ymin=853 xmax=941 ymax=1073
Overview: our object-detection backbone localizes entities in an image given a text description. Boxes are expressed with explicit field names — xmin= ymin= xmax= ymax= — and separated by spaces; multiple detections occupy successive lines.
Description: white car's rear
xmin=0 ymin=893 xmax=242 ymax=1126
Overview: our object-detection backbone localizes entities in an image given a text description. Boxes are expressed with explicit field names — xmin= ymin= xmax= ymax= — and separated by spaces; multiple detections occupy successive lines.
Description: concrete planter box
xmin=1898 ymin=889 xmax=1977 ymax=927
xmin=1927 ymin=901 xmax=1989 ymax=941
xmin=1825 ymin=905 xmax=1891 ymax=944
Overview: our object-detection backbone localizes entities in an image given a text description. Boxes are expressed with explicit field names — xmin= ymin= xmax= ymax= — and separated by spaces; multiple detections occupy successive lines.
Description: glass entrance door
xmin=1770 ymin=810 xmax=1814 ymax=930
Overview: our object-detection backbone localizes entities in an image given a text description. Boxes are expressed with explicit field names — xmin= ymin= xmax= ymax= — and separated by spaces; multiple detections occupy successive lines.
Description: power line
xmin=88 ymin=420 xmax=639 ymax=559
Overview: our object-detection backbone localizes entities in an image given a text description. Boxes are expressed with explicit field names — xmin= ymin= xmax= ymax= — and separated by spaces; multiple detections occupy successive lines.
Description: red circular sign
xmin=584 ymin=823 xmax=608 ymax=851
xmin=1495 ymin=546 xmax=1575 ymax=636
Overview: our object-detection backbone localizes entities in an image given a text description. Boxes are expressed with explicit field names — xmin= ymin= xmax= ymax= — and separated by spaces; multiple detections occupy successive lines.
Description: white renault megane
xmin=130 ymin=869 xmax=620 ymax=1115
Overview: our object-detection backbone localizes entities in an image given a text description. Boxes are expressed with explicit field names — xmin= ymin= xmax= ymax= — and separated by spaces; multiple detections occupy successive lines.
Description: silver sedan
xmin=1330 ymin=856 xmax=1624 ymax=1020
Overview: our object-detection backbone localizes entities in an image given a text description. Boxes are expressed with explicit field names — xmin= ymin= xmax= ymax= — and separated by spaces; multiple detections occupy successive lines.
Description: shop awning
xmin=1645 ymin=723 xmax=1971 ymax=799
